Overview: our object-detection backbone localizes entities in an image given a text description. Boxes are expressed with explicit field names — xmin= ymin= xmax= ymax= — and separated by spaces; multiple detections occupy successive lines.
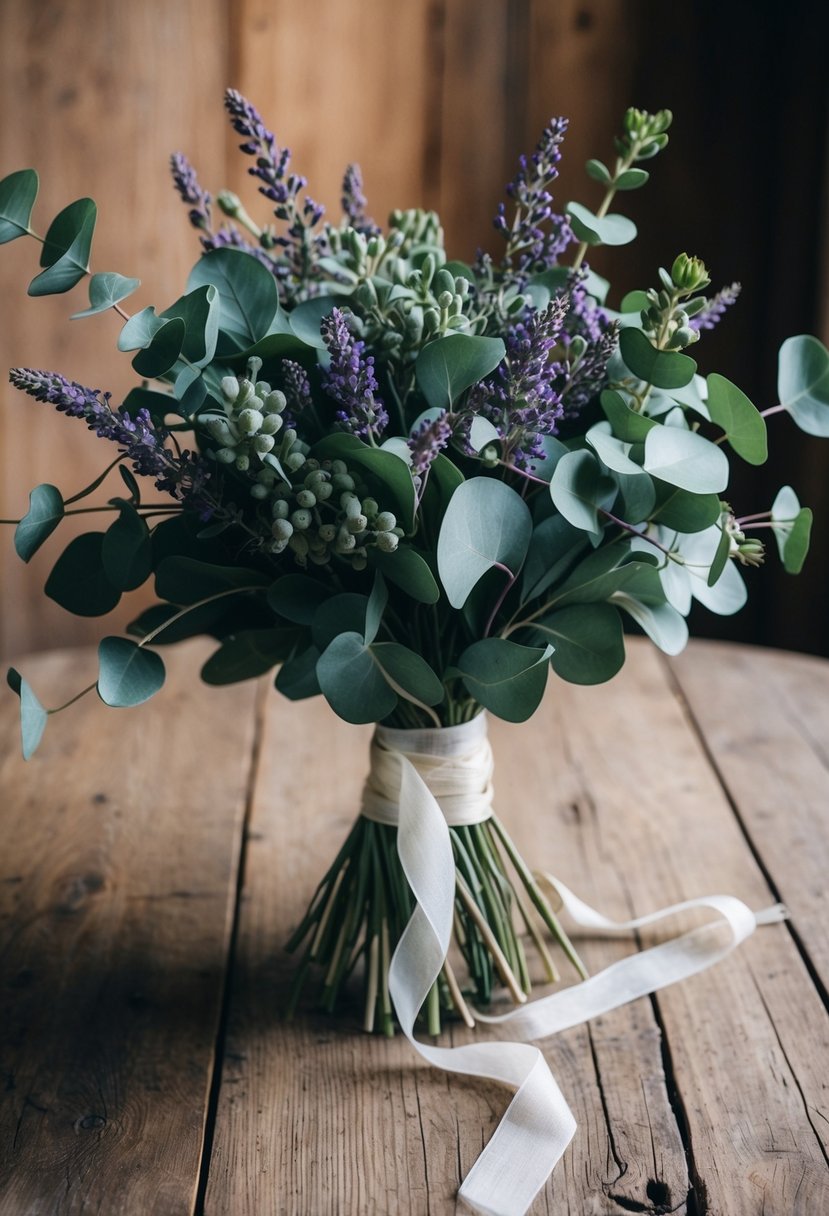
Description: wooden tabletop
xmin=0 ymin=638 xmax=827 ymax=1215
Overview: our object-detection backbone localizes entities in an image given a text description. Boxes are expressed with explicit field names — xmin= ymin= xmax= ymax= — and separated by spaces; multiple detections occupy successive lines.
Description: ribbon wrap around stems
xmin=360 ymin=714 xmax=787 ymax=1216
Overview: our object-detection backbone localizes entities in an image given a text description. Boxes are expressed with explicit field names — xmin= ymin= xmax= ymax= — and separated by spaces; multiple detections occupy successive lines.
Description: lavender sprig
xmin=493 ymin=117 xmax=574 ymax=277
xmin=341 ymin=164 xmax=379 ymax=236
xmin=170 ymin=152 xmax=212 ymax=233
xmin=691 ymin=282 xmax=741 ymax=332
xmin=408 ymin=410 xmax=453 ymax=476
xmin=9 ymin=369 xmax=211 ymax=511
xmin=320 ymin=308 xmax=388 ymax=441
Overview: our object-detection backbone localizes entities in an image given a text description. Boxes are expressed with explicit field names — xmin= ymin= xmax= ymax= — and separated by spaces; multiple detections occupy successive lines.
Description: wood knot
xmin=76 ymin=1114 xmax=106 ymax=1132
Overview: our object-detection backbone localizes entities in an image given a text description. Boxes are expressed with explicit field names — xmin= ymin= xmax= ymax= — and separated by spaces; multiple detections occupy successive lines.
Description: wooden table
xmin=1 ymin=639 xmax=827 ymax=1215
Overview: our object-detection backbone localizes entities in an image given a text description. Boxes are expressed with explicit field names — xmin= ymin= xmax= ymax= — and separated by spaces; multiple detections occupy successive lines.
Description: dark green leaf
xmin=275 ymin=645 xmax=322 ymax=700
xmin=131 ymin=317 xmax=186 ymax=378
xmin=707 ymin=527 xmax=731 ymax=587
xmin=267 ymin=574 xmax=334 ymax=625
xmin=97 ymin=637 xmax=165 ymax=707
xmin=370 ymin=545 xmax=440 ymax=604
xmin=370 ymin=642 xmax=444 ymax=706
xmin=117 ymin=306 xmax=165 ymax=352
xmin=365 ymin=572 xmax=388 ymax=645
xmin=45 ymin=533 xmax=121 ymax=616
xmin=585 ymin=159 xmax=612 ymax=185
xmin=29 ymin=198 xmax=96 ymax=296
xmin=451 ymin=638 xmax=552 ymax=722
xmin=437 ymin=477 xmax=532 ymax=608
xmin=290 ymin=295 xmax=338 ymax=349
xmin=312 ymin=593 xmax=370 ymax=651
xmin=600 ymin=389 xmax=656 ymax=442
xmin=619 ymin=327 xmax=696 ymax=389
xmin=522 ymin=514 xmax=586 ymax=601
xmin=565 ymin=201 xmax=636 ymax=247
xmin=316 ymin=631 xmax=397 ymax=723
xmin=707 ymin=373 xmax=767 ymax=464
xmin=549 ymin=547 xmax=657 ymax=609
xmin=155 ymin=556 xmax=269 ymax=604
xmin=778 ymin=334 xmax=829 ymax=436
xmin=771 ymin=485 xmax=813 ymax=574
xmin=14 ymin=484 xmax=64 ymax=561
xmin=201 ymin=628 xmax=296 ymax=684
xmin=102 ymin=503 xmax=152 ymax=591
xmin=615 ymin=168 xmax=649 ymax=190
xmin=71 ymin=271 xmax=140 ymax=319
xmin=415 ymin=333 xmax=506 ymax=410
xmin=119 ymin=465 xmax=140 ymax=502
xmin=619 ymin=290 xmax=650 ymax=314
xmin=651 ymin=482 xmax=721 ymax=532
xmin=0 ymin=168 xmax=38 ymax=243
xmin=533 ymin=603 xmax=625 ymax=684
xmin=160 ymin=284 xmax=221 ymax=366
xmin=127 ymin=600 xmax=229 ymax=645
xmin=187 ymin=248 xmax=279 ymax=343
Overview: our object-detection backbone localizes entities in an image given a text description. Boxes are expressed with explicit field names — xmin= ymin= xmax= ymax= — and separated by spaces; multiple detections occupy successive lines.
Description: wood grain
xmin=0 ymin=642 xmax=259 ymax=1215
xmin=0 ymin=0 xmax=228 ymax=661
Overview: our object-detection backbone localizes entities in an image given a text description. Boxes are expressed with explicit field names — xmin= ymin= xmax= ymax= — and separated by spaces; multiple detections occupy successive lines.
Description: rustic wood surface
xmin=1 ymin=638 xmax=827 ymax=1214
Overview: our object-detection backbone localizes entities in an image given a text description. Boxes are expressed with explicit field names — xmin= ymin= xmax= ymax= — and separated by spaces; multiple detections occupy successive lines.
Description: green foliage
xmin=370 ymin=546 xmax=440 ymax=604
xmin=131 ymin=317 xmax=186 ymax=377
xmin=14 ymin=484 xmax=64 ymax=562
xmin=437 ymin=478 xmax=532 ymax=608
xmin=45 ymin=533 xmax=121 ymax=616
xmin=187 ymin=247 xmax=279 ymax=343
xmin=71 ymin=272 xmax=140 ymax=319
xmin=7 ymin=668 xmax=48 ymax=759
xmin=778 ymin=335 xmax=829 ymax=436
xmin=155 ymin=556 xmax=269 ymax=604
xmin=450 ymin=639 xmax=552 ymax=721
xmin=201 ymin=629 xmax=296 ymax=684
xmin=565 ymin=201 xmax=637 ymax=247
xmin=101 ymin=503 xmax=152 ymax=591
xmin=0 ymin=169 xmax=38 ymax=244
xmin=29 ymin=198 xmax=96 ymax=296
xmin=97 ymin=637 xmax=165 ymax=707
xmin=643 ymin=425 xmax=729 ymax=493
xmin=549 ymin=450 xmax=616 ymax=539
xmin=619 ymin=327 xmax=696 ymax=389
xmin=771 ymin=486 xmax=813 ymax=574
xmin=267 ymin=573 xmax=334 ymax=624
xmin=706 ymin=374 xmax=767 ymax=464
xmin=415 ymin=334 xmax=505 ymax=410
xmin=533 ymin=603 xmax=625 ymax=684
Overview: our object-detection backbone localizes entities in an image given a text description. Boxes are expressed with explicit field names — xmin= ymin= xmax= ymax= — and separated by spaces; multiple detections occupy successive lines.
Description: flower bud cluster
xmin=639 ymin=255 xmax=713 ymax=351
xmin=722 ymin=509 xmax=765 ymax=568
xmin=204 ymin=356 xmax=288 ymax=472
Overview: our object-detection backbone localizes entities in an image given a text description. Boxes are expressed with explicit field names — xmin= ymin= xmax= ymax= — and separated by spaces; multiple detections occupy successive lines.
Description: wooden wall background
xmin=1 ymin=0 xmax=827 ymax=662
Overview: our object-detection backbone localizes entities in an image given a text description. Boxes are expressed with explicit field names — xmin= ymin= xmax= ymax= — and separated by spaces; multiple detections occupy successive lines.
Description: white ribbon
xmin=365 ymin=716 xmax=787 ymax=1216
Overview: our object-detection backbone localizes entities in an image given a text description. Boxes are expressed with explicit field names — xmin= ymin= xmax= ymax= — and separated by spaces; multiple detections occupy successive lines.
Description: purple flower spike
xmin=690 ymin=282 xmax=741 ymax=332
xmin=408 ymin=411 xmax=453 ymax=476
xmin=170 ymin=152 xmax=212 ymax=232
xmin=320 ymin=308 xmax=388 ymax=441
xmin=341 ymin=163 xmax=379 ymax=236
xmin=495 ymin=116 xmax=574 ymax=275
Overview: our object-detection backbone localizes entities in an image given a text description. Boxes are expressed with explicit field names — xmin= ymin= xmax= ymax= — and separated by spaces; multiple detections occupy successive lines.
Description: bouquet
xmin=2 ymin=93 xmax=827 ymax=1044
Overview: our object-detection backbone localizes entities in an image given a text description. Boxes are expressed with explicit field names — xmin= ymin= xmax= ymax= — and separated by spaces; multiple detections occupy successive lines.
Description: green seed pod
xmin=254 ymin=380 xmax=271 ymax=399
xmin=346 ymin=513 xmax=368 ymax=534
xmin=420 ymin=253 xmax=436 ymax=289
xmin=272 ymin=499 xmax=290 ymax=519
xmin=237 ymin=408 xmax=264 ymax=436
xmin=291 ymin=509 xmax=312 ymax=531
xmin=351 ymin=553 xmax=367 ymax=571
xmin=296 ymin=489 xmax=316 ymax=509
xmin=434 ymin=268 xmax=455 ymax=297
xmin=217 ymin=190 xmax=241 ymax=216
xmin=256 ymin=468 xmax=276 ymax=486
xmin=315 ymin=481 xmax=333 ymax=502
xmin=318 ymin=523 xmax=337 ymax=543
xmin=375 ymin=511 xmax=396 ymax=532
xmin=375 ymin=530 xmax=399 ymax=553
xmin=235 ymin=453 xmax=250 ymax=472
xmin=235 ymin=379 xmax=256 ymax=407
xmin=336 ymin=528 xmax=356 ymax=553
xmin=271 ymin=518 xmax=294 ymax=542
xmin=289 ymin=532 xmax=310 ymax=557
xmin=455 ymin=275 xmax=470 ymax=297
xmin=215 ymin=447 xmax=237 ymax=464
xmin=286 ymin=452 xmax=307 ymax=471
xmin=264 ymin=390 xmax=287 ymax=415
xmin=331 ymin=459 xmax=347 ymax=475
xmin=333 ymin=473 xmax=356 ymax=493
xmin=391 ymin=526 xmax=405 ymax=538
xmin=260 ymin=413 xmax=283 ymax=436
xmin=481 ymin=445 xmax=500 ymax=468
xmin=671 ymin=252 xmax=710 ymax=293
xmin=253 ymin=434 xmax=275 ymax=455
xmin=423 ymin=308 xmax=440 ymax=335
xmin=437 ymin=290 xmax=454 ymax=311
xmin=362 ymin=497 xmax=379 ymax=517
xmin=250 ymin=483 xmax=270 ymax=500
xmin=205 ymin=417 xmax=236 ymax=445
xmin=344 ymin=495 xmax=363 ymax=519
xmin=221 ymin=375 xmax=240 ymax=403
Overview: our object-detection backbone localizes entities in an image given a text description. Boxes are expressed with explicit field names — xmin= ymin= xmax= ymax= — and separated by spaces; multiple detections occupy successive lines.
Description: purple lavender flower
xmin=341 ymin=164 xmax=379 ymax=236
xmin=281 ymin=359 xmax=314 ymax=418
xmin=408 ymin=411 xmax=453 ymax=476
xmin=201 ymin=224 xmax=280 ymax=273
xmin=690 ymin=282 xmax=741 ymax=332
xmin=170 ymin=152 xmax=212 ymax=232
xmin=320 ymin=308 xmax=388 ymax=440
xmin=9 ymin=369 xmax=211 ymax=510
xmin=493 ymin=117 xmax=574 ymax=276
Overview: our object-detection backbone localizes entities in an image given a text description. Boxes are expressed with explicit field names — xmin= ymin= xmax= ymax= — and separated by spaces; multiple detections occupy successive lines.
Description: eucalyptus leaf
xmin=155 ymin=556 xmax=269 ymax=605
xmin=101 ymin=503 xmax=152 ymax=591
xmin=549 ymin=450 xmax=616 ymax=538
xmin=290 ymin=295 xmax=338 ymax=349
xmin=619 ymin=328 xmax=696 ymax=389
xmin=533 ymin=603 xmax=625 ymax=684
xmin=614 ymin=470 xmax=655 ymax=524
xmin=643 ymin=425 xmax=729 ymax=493
xmin=316 ymin=631 xmax=397 ymax=723
xmin=586 ymin=422 xmax=643 ymax=475
xmin=275 ymin=645 xmax=322 ymax=700
xmin=469 ymin=415 xmax=501 ymax=453
xmin=28 ymin=197 xmax=96 ymax=296
xmin=707 ymin=527 xmax=731 ymax=587
xmin=707 ymin=373 xmax=767 ymax=464
xmin=127 ymin=600 xmax=229 ymax=645
xmin=600 ymin=389 xmax=656 ymax=442
xmin=565 ymin=201 xmax=637 ymax=247
xmin=415 ymin=333 xmax=505 ymax=410
xmin=311 ymin=593 xmax=370 ymax=650
xmin=370 ymin=546 xmax=440 ymax=604
xmin=612 ymin=593 xmax=688 ymax=656
xmin=97 ymin=637 xmax=165 ymax=707
xmin=585 ymin=159 xmax=612 ymax=185
xmin=436 ymin=477 xmax=532 ymax=608
xmin=778 ymin=334 xmax=829 ymax=436
xmin=187 ymin=248 xmax=279 ymax=342
xmin=267 ymin=574 xmax=334 ymax=624
xmin=451 ymin=638 xmax=552 ymax=722
xmin=370 ymin=642 xmax=444 ymax=707
xmin=651 ymin=482 xmax=721 ymax=532
xmin=549 ymin=547 xmax=658 ymax=609
xmin=7 ymin=670 xmax=48 ymax=760
xmin=131 ymin=317 xmax=186 ymax=378
xmin=771 ymin=485 xmax=813 ymax=574
xmin=201 ymin=628 xmax=296 ymax=684
xmin=365 ymin=572 xmax=388 ymax=645
xmin=14 ymin=484 xmax=64 ymax=562
xmin=615 ymin=168 xmax=650 ymax=190
xmin=312 ymin=432 xmax=416 ymax=531
xmin=160 ymin=284 xmax=221 ymax=366
xmin=117 ymin=306 xmax=166 ymax=352
xmin=0 ymin=168 xmax=38 ymax=243
xmin=522 ymin=514 xmax=585 ymax=601
xmin=45 ymin=533 xmax=121 ymax=616
xmin=71 ymin=272 xmax=140 ymax=319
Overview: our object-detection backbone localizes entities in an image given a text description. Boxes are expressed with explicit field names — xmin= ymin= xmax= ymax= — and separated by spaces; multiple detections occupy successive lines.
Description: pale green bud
xmin=235 ymin=378 xmax=256 ymax=407
xmin=286 ymin=452 xmax=306 ymax=471
xmin=333 ymin=473 xmax=355 ymax=493
xmin=362 ymin=497 xmax=379 ymax=517
xmin=264 ymin=390 xmax=287 ymax=414
xmin=318 ymin=523 xmax=337 ymax=543
xmin=237 ymin=408 xmax=264 ymax=436
xmin=336 ymin=528 xmax=356 ymax=552
xmin=671 ymin=252 xmax=710 ymax=293
xmin=271 ymin=518 xmax=293 ymax=541
xmin=254 ymin=379 xmax=271 ymax=399
xmin=260 ymin=413 xmax=282 ymax=436
xmin=316 ymin=481 xmax=333 ymax=502
xmin=375 ymin=530 xmax=399 ymax=553
xmin=375 ymin=511 xmax=396 ymax=532
xmin=296 ymin=489 xmax=316 ymax=509
xmin=216 ymin=447 xmax=237 ymax=464
xmin=331 ymin=460 xmax=348 ymax=475
xmin=253 ymin=433 xmax=275 ymax=455
xmin=347 ymin=513 xmax=368 ymax=534
xmin=235 ymin=453 xmax=250 ymax=472
xmin=221 ymin=375 xmax=240 ymax=403
xmin=272 ymin=499 xmax=290 ymax=519
xmin=291 ymin=508 xmax=312 ymax=531
xmin=250 ymin=483 xmax=270 ymax=500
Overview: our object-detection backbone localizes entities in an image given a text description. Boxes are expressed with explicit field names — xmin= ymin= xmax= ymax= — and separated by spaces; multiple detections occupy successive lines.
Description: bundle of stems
xmin=286 ymin=812 xmax=588 ymax=1036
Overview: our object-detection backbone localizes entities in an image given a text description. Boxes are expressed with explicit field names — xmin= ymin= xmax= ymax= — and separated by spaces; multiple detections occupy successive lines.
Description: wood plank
xmin=0 ymin=0 xmax=228 ymax=661
xmin=0 ymin=641 xmax=259 ymax=1215
xmin=669 ymin=641 xmax=829 ymax=992
xmin=206 ymin=641 xmax=701 ymax=1214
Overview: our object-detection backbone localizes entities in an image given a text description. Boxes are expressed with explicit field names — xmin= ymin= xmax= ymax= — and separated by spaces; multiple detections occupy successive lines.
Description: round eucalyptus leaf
xmin=97 ymin=637 xmax=165 ymax=707
xmin=643 ymin=425 xmax=729 ymax=493
xmin=534 ymin=603 xmax=625 ymax=685
xmin=155 ymin=556 xmax=270 ymax=605
xmin=619 ymin=328 xmax=696 ymax=389
xmin=0 ymin=168 xmax=38 ymax=244
xmin=451 ymin=638 xmax=552 ymax=722
xmin=187 ymin=247 xmax=279 ymax=343
xmin=549 ymin=450 xmax=616 ymax=538
xmin=275 ymin=645 xmax=322 ymax=701
xmin=370 ymin=546 xmax=440 ymax=605
xmin=586 ymin=422 xmax=643 ymax=475
xmin=771 ymin=485 xmax=813 ymax=574
xmin=565 ymin=201 xmax=637 ymax=247
xmin=7 ymin=669 xmax=48 ymax=760
xmin=14 ymin=484 xmax=64 ymax=562
xmin=600 ymin=390 xmax=656 ymax=442
xmin=267 ymin=574 xmax=334 ymax=625
xmin=437 ymin=477 xmax=532 ymax=609
xmin=117 ymin=306 xmax=165 ymax=353
xmin=415 ymin=333 xmax=505 ymax=411
xmin=28 ymin=197 xmax=96 ymax=296
xmin=651 ymin=482 xmax=721 ymax=532
xmin=706 ymin=373 xmax=767 ymax=465
xmin=101 ymin=504 xmax=152 ymax=592
xmin=71 ymin=272 xmax=141 ymax=319
xmin=614 ymin=168 xmax=650 ymax=190
xmin=311 ymin=593 xmax=370 ymax=651
xmin=131 ymin=317 xmax=186 ymax=378
xmin=45 ymin=532 xmax=121 ymax=616
xmin=612 ymin=592 xmax=688 ymax=656
xmin=316 ymin=632 xmax=397 ymax=724
xmin=777 ymin=334 xmax=829 ymax=436
xmin=370 ymin=642 xmax=444 ymax=706
xmin=201 ymin=628 xmax=296 ymax=685
xmin=160 ymin=284 xmax=221 ymax=367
